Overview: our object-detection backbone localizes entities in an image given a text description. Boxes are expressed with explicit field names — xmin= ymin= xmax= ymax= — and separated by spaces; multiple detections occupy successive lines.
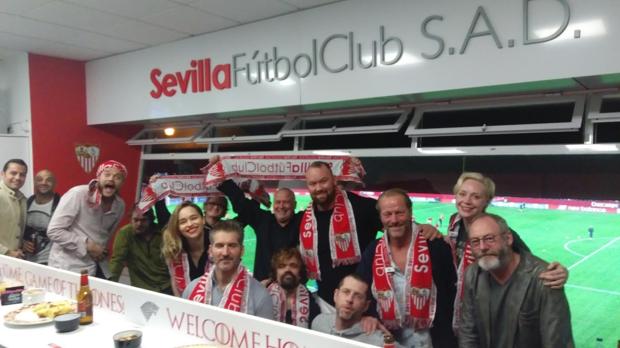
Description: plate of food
xmin=4 ymin=300 xmax=76 ymax=326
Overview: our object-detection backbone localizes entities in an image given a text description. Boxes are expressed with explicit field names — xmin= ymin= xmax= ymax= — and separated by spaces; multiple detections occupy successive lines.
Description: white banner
xmin=0 ymin=256 xmax=374 ymax=347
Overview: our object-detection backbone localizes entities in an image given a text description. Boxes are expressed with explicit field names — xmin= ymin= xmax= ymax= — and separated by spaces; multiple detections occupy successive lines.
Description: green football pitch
xmin=183 ymin=195 xmax=620 ymax=347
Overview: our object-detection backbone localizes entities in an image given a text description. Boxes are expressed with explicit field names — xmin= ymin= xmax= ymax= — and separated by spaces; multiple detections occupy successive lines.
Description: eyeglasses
xmin=469 ymin=233 xmax=505 ymax=248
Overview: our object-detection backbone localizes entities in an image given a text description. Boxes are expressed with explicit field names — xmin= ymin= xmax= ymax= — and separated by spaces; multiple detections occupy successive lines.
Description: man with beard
xmin=22 ymin=170 xmax=61 ymax=264
xmin=210 ymin=155 xmax=301 ymax=281
xmin=0 ymin=159 xmax=28 ymax=258
xmin=109 ymin=200 xmax=171 ymax=294
xmin=182 ymin=220 xmax=273 ymax=319
xmin=459 ymin=213 xmax=573 ymax=348
xmin=301 ymin=161 xmax=383 ymax=305
xmin=265 ymin=248 xmax=321 ymax=327
xmin=357 ymin=189 xmax=457 ymax=348
xmin=47 ymin=161 xmax=127 ymax=278
xmin=312 ymin=274 xmax=400 ymax=347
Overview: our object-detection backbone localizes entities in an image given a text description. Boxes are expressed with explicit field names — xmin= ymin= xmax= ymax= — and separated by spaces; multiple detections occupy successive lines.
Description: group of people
xmin=0 ymin=157 xmax=574 ymax=347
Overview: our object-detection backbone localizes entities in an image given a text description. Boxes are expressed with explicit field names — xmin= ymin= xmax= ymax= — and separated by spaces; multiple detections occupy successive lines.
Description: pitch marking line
xmin=567 ymin=236 xmax=620 ymax=270
xmin=566 ymin=284 xmax=620 ymax=297
xmin=562 ymin=237 xmax=614 ymax=257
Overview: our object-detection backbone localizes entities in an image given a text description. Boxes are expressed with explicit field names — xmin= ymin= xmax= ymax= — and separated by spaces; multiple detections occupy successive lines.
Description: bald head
xmin=34 ymin=170 xmax=56 ymax=196
xmin=273 ymin=187 xmax=297 ymax=226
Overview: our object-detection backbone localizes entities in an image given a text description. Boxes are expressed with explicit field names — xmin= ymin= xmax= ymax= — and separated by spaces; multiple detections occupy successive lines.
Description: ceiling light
xmin=164 ymin=127 xmax=175 ymax=136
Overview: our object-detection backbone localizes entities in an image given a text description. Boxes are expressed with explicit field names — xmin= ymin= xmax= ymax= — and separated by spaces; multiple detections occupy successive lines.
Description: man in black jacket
xmin=357 ymin=188 xmax=457 ymax=348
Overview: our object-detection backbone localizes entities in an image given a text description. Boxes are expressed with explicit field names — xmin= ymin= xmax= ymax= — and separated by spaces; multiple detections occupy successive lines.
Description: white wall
xmin=0 ymin=52 xmax=33 ymax=196
xmin=0 ymin=52 xmax=31 ymax=135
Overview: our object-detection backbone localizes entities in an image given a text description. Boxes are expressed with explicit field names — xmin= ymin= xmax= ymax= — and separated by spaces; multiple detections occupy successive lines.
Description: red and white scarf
xmin=87 ymin=160 xmax=128 ymax=208
xmin=447 ymin=214 xmax=475 ymax=332
xmin=188 ymin=265 xmax=251 ymax=313
xmin=299 ymin=189 xmax=361 ymax=280
xmin=371 ymin=225 xmax=436 ymax=330
xmin=137 ymin=175 xmax=269 ymax=213
xmin=168 ymin=251 xmax=211 ymax=294
xmin=167 ymin=252 xmax=191 ymax=295
xmin=202 ymin=155 xmax=366 ymax=187
xmin=267 ymin=283 xmax=310 ymax=328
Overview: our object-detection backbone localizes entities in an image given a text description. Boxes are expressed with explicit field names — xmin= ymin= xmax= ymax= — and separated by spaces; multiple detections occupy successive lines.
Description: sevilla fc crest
xmin=410 ymin=287 xmax=431 ymax=310
xmin=75 ymin=144 xmax=100 ymax=173
xmin=335 ymin=233 xmax=352 ymax=251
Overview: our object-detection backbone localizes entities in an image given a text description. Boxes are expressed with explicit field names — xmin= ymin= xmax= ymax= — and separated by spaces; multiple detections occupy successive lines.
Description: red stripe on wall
xmin=28 ymin=54 xmax=141 ymax=230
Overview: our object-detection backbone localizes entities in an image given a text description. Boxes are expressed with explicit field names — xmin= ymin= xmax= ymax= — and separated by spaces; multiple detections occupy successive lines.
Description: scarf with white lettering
xmin=371 ymin=225 xmax=436 ymax=330
xmin=137 ymin=175 xmax=269 ymax=213
xmin=189 ymin=265 xmax=250 ymax=314
xmin=267 ymin=283 xmax=310 ymax=328
xmin=168 ymin=251 xmax=211 ymax=294
xmin=167 ymin=251 xmax=191 ymax=295
xmin=299 ymin=189 xmax=360 ymax=280
xmin=202 ymin=155 xmax=366 ymax=187
xmin=447 ymin=214 xmax=475 ymax=332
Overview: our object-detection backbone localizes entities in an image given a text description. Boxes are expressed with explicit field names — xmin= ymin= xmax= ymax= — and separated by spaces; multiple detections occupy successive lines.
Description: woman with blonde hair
xmin=448 ymin=172 xmax=567 ymax=331
xmin=162 ymin=201 xmax=211 ymax=296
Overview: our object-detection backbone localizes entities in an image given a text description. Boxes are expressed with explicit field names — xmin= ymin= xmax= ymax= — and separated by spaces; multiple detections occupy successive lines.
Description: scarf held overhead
xmin=202 ymin=155 xmax=366 ymax=187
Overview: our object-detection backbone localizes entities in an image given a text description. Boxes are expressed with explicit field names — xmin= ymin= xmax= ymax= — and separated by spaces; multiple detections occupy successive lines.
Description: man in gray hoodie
xmin=312 ymin=274 xmax=400 ymax=347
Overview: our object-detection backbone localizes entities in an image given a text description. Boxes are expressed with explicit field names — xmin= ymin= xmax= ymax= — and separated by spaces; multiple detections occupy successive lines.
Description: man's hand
xmin=86 ymin=239 xmax=107 ymax=262
xmin=7 ymin=249 xmax=24 ymax=259
xmin=417 ymin=224 xmax=443 ymax=241
xmin=360 ymin=316 xmax=389 ymax=335
xmin=539 ymin=261 xmax=568 ymax=289
xmin=209 ymin=155 xmax=221 ymax=166
xmin=22 ymin=240 xmax=35 ymax=254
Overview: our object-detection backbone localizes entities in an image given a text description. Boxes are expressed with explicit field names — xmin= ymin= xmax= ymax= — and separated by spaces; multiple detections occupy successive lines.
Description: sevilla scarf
xmin=202 ymin=155 xmax=366 ymax=187
xmin=371 ymin=226 xmax=436 ymax=330
xmin=189 ymin=265 xmax=250 ymax=313
xmin=167 ymin=252 xmax=191 ymax=295
xmin=137 ymin=175 xmax=270 ymax=214
xmin=87 ymin=160 xmax=128 ymax=208
xmin=267 ymin=283 xmax=310 ymax=328
xmin=447 ymin=214 xmax=475 ymax=332
xmin=299 ymin=189 xmax=361 ymax=280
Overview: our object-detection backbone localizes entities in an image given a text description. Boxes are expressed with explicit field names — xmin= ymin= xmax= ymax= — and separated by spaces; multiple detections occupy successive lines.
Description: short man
xmin=203 ymin=195 xmax=228 ymax=230
xmin=211 ymin=156 xmax=301 ymax=281
xmin=109 ymin=200 xmax=171 ymax=294
xmin=312 ymin=274 xmax=399 ymax=347
xmin=357 ymin=188 xmax=457 ymax=347
xmin=182 ymin=220 xmax=273 ymax=320
xmin=0 ymin=159 xmax=28 ymax=258
xmin=47 ymin=161 xmax=127 ymax=277
xmin=459 ymin=213 xmax=573 ymax=348
xmin=265 ymin=248 xmax=321 ymax=327
xmin=23 ymin=170 xmax=61 ymax=264
xmin=301 ymin=161 xmax=383 ymax=305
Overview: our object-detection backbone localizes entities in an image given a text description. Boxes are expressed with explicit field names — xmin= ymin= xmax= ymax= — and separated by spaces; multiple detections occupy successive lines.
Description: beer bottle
xmin=77 ymin=269 xmax=93 ymax=325
xmin=383 ymin=334 xmax=396 ymax=348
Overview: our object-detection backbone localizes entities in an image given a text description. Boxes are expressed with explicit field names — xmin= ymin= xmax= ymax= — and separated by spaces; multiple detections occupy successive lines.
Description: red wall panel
xmin=28 ymin=54 xmax=141 ymax=219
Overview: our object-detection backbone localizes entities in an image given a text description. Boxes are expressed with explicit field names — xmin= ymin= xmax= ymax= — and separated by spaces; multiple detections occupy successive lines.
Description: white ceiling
xmin=0 ymin=0 xmax=341 ymax=61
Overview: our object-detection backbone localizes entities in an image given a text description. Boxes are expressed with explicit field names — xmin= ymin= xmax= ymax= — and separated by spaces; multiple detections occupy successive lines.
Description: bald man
xmin=212 ymin=154 xmax=302 ymax=281
xmin=23 ymin=170 xmax=61 ymax=264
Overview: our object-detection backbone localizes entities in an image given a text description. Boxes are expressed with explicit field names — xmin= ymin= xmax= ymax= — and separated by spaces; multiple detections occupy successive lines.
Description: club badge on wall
xmin=75 ymin=144 xmax=100 ymax=173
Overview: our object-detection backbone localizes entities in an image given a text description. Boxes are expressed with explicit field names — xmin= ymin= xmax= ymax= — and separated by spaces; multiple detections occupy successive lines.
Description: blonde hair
xmin=162 ymin=201 xmax=204 ymax=261
xmin=453 ymin=172 xmax=496 ymax=201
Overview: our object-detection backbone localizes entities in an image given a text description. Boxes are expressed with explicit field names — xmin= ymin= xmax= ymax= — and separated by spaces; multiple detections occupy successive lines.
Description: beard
xmin=477 ymin=245 xmax=510 ymax=271
xmin=279 ymin=272 xmax=300 ymax=290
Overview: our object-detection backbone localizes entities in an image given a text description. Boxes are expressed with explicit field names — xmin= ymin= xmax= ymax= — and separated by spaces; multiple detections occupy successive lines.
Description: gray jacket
xmin=459 ymin=251 xmax=574 ymax=348
xmin=312 ymin=313 xmax=404 ymax=347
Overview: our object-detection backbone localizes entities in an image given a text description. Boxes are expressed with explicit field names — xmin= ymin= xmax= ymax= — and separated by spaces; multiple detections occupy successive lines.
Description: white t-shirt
xmin=25 ymin=199 xmax=54 ymax=264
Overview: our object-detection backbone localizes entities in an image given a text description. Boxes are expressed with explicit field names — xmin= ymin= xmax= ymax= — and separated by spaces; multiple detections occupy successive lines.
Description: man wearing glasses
xmin=459 ymin=213 xmax=574 ymax=348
